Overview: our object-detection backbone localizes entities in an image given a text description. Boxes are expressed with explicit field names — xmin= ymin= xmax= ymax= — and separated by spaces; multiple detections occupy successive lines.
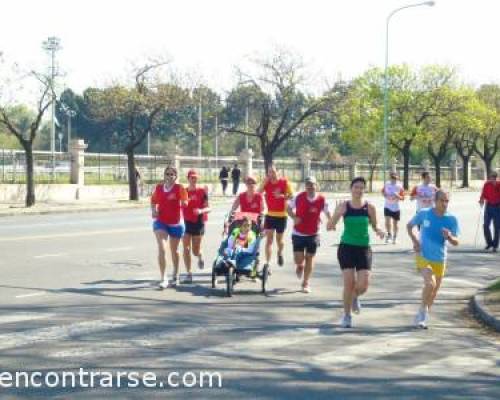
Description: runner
xmin=410 ymin=171 xmax=438 ymax=213
xmin=259 ymin=164 xmax=293 ymax=270
xmin=151 ymin=166 xmax=188 ymax=289
xmin=382 ymin=172 xmax=405 ymax=244
xmin=182 ymin=169 xmax=211 ymax=284
xmin=230 ymin=176 xmax=264 ymax=215
xmin=287 ymin=176 xmax=331 ymax=293
xmin=479 ymin=171 xmax=500 ymax=252
xmin=407 ymin=190 xmax=459 ymax=329
xmin=327 ymin=177 xmax=384 ymax=328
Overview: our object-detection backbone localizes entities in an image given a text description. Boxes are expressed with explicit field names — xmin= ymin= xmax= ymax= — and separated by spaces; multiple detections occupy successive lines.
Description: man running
xmin=287 ymin=176 xmax=331 ymax=293
xmin=407 ymin=190 xmax=459 ymax=329
xmin=328 ymin=177 xmax=384 ymax=328
xmin=410 ymin=171 xmax=438 ymax=213
xmin=182 ymin=169 xmax=211 ymax=284
xmin=382 ymin=172 xmax=405 ymax=244
xmin=259 ymin=164 xmax=293 ymax=270
xmin=151 ymin=166 xmax=188 ymax=289
xmin=479 ymin=171 xmax=500 ymax=252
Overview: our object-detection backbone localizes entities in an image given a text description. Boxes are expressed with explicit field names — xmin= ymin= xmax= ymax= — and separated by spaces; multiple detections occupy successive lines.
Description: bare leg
xmin=276 ymin=232 xmax=285 ymax=257
xmin=420 ymin=268 xmax=436 ymax=311
xmin=182 ymin=234 xmax=192 ymax=273
xmin=294 ymin=251 xmax=305 ymax=279
xmin=154 ymin=230 xmax=168 ymax=281
xmin=354 ymin=270 xmax=370 ymax=297
xmin=385 ymin=216 xmax=392 ymax=236
xmin=265 ymin=230 xmax=275 ymax=264
xmin=342 ymin=269 xmax=356 ymax=316
xmin=428 ymin=276 xmax=443 ymax=311
xmin=303 ymin=253 xmax=315 ymax=287
xmin=169 ymin=237 xmax=181 ymax=278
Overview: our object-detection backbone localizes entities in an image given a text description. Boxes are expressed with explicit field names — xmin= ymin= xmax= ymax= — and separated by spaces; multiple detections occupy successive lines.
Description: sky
xmin=1 ymin=0 xmax=499 ymax=95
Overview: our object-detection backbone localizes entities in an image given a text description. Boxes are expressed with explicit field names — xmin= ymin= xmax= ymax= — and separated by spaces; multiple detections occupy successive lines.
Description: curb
xmin=0 ymin=203 xmax=149 ymax=218
xmin=470 ymin=290 xmax=500 ymax=332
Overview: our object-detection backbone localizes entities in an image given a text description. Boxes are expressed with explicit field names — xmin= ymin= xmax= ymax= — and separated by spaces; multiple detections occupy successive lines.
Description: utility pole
xmin=198 ymin=97 xmax=202 ymax=158
xmin=42 ymin=36 xmax=61 ymax=181
xmin=245 ymin=105 xmax=249 ymax=150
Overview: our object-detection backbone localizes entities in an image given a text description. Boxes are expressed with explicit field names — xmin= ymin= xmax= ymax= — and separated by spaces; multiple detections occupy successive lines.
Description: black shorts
xmin=384 ymin=208 xmax=401 ymax=221
xmin=292 ymin=234 xmax=319 ymax=255
xmin=337 ymin=243 xmax=372 ymax=271
xmin=264 ymin=215 xmax=287 ymax=234
xmin=184 ymin=220 xmax=205 ymax=236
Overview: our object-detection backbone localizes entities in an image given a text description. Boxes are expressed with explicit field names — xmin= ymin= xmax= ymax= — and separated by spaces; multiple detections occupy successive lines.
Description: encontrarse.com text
xmin=0 ymin=369 xmax=222 ymax=389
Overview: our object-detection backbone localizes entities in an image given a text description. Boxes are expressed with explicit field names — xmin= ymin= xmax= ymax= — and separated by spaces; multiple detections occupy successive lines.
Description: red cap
xmin=187 ymin=169 xmax=198 ymax=179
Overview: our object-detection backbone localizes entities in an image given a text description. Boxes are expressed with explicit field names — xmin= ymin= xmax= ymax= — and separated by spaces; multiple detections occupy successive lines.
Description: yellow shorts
xmin=416 ymin=256 xmax=446 ymax=278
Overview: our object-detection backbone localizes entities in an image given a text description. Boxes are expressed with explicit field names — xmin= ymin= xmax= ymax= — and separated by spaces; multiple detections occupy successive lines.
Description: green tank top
xmin=340 ymin=201 xmax=370 ymax=247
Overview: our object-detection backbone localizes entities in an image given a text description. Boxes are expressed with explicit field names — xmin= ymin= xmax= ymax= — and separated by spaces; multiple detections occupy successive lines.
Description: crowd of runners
xmin=150 ymin=165 xmax=499 ymax=329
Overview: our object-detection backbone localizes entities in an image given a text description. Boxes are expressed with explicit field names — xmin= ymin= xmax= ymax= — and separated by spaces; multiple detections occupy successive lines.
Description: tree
xmin=223 ymin=48 xmax=344 ymax=172
xmin=474 ymin=84 xmax=500 ymax=177
xmin=0 ymin=57 xmax=54 ymax=207
xmin=337 ymin=76 xmax=383 ymax=191
xmin=87 ymin=61 xmax=189 ymax=200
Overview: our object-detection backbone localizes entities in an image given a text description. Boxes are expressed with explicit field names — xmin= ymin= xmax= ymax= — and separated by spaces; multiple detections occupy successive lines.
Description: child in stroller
xmin=211 ymin=212 xmax=270 ymax=296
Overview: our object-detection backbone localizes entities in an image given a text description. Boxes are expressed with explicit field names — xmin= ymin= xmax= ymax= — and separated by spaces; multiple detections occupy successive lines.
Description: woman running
xmin=328 ymin=177 xmax=384 ymax=328
xmin=230 ymin=176 xmax=264 ymax=214
xmin=151 ymin=166 xmax=188 ymax=289
xmin=182 ymin=169 xmax=211 ymax=284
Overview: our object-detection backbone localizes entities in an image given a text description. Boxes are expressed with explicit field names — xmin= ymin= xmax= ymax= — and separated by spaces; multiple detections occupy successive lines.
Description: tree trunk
xmin=23 ymin=142 xmax=36 ymax=207
xmin=126 ymin=147 xmax=139 ymax=201
xmin=434 ymin=159 xmax=441 ymax=188
xmin=368 ymin=163 xmax=376 ymax=192
xmin=484 ymin=157 xmax=492 ymax=179
xmin=402 ymin=143 xmax=411 ymax=191
xmin=461 ymin=155 xmax=470 ymax=188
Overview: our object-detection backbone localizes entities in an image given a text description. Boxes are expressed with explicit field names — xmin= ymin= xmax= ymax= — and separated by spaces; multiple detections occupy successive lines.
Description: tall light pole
xmin=42 ymin=36 xmax=61 ymax=180
xmin=61 ymin=103 xmax=75 ymax=152
xmin=383 ymin=1 xmax=435 ymax=183
xmin=245 ymin=104 xmax=249 ymax=150
xmin=198 ymin=97 xmax=203 ymax=158
xmin=215 ymin=113 xmax=219 ymax=169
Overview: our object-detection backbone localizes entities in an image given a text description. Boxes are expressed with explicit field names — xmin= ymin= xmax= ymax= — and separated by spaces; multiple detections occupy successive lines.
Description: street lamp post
xmin=383 ymin=1 xmax=435 ymax=184
xmin=42 ymin=36 xmax=61 ymax=180
xmin=61 ymin=103 xmax=76 ymax=152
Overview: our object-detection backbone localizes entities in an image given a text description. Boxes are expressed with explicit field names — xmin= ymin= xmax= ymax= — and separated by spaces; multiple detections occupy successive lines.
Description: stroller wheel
xmin=261 ymin=264 xmax=270 ymax=294
xmin=226 ymin=266 xmax=234 ymax=297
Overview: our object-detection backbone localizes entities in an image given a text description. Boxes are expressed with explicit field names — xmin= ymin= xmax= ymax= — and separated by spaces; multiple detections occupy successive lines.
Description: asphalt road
xmin=0 ymin=191 xmax=498 ymax=399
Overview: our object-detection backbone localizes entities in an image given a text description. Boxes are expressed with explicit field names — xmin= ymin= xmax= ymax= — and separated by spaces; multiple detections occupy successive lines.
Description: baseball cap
xmin=305 ymin=176 xmax=317 ymax=184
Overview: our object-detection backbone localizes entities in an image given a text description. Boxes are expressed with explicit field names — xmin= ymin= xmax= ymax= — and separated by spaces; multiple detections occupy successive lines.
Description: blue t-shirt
xmin=410 ymin=208 xmax=459 ymax=262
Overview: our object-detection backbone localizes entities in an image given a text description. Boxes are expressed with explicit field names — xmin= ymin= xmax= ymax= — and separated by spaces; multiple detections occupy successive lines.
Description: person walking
xmin=231 ymin=163 xmax=241 ymax=196
xmin=288 ymin=176 xmax=331 ymax=293
xmin=219 ymin=166 xmax=229 ymax=196
xmin=327 ymin=177 xmax=384 ymax=328
xmin=151 ymin=166 xmax=188 ymax=289
xmin=259 ymin=164 xmax=293 ymax=270
xmin=182 ymin=169 xmax=211 ymax=284
xmin=407 ymin=190 xmax=460 ymax=329
xmin=479 ymin=171 xmax=500 ymax=252
xmin=382 ymin=172 xmax=405 ymax=244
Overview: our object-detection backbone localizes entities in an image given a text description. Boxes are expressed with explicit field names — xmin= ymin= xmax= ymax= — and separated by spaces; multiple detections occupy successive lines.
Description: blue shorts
xmin=153 ymin=220 xmax=185 ymax=238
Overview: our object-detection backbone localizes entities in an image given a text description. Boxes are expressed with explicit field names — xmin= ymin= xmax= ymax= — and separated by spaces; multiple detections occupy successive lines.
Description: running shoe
xmin=340 ymin=314 xmax=352 ymax=328
xmin=159 ymin=280 xmax=169 ymax=289
xmin=352 ymin=296 xmax=361 ymax=314
xmin=418 ymin=311 xmax=429 ymax=329
xmin=198 ymin=257 xmax=205 ymax=270
xmin=392 ymin=235 xmax=397 ymax=245
xmin=302 ymin=284 xmax=311 ymax=294
xmin=385 ymin=233 xmax=392 ymax=244
xmin=277 ymin=254 xmax=284 ymax=267
xmin=182 ymin=274 xmax=193 ymax=284
xmin=296 ymin=265 xmax=304 ymax=280
xmin=168 ymin=277 xmax=178 ymax=288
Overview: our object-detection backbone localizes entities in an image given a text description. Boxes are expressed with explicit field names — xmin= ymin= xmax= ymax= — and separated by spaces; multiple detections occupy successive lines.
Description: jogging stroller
xmin=211 ymin=211 xmax=269 ymax=297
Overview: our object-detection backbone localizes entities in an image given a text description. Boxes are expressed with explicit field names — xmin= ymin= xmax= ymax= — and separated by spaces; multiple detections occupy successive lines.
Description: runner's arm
xmin=367 ymin=203 xmax=384 ymax=238
xmin=327 ymin=201 xmax=346 ymax=230
xmin=230 ymin=196 xmax=240 ymax=214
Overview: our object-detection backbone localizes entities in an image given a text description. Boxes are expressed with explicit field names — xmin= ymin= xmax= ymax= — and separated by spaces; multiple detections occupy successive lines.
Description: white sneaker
xmin=352 ymin=297 xmax=361 ymax=314
xmin=385 ymin=233 xmax=392 ymax=244
xmin=168 ymin=277 xmax=178 ymax=288
xmin=302 ymin=284 xmax=311 ymax=294
xmin=415 ymin=310 xmax=428 ymax=328
xmin=340 ymin=314 xmax=352 ymax=328
xmin=159 ymin=280 xmax=169 ymax=289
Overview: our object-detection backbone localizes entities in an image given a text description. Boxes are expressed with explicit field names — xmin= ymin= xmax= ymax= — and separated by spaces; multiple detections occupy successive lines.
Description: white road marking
xmin=0 ymin=227 xmax=149 ymax=242
xmin=311 ymin=333 xmax=433 ymax=370
xmin=0 ymin=318 xmax=146 ymax=351
xmin=405 ymin=353 xmax=499 ymax=378
xmin=0 ymin=313 xmax=54 ymax=324
xmin=104 ymin=247 xmax=134 ymax=252
xmin=15 ymin=292 xmax=47 ymax=299
xmin=33 ymin=253 xmax=67 ymax=259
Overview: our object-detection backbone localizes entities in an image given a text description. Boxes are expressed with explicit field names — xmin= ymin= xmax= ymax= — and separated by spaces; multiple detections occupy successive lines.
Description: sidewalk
xmin=470 ymin=281 xmax=500 ymax=332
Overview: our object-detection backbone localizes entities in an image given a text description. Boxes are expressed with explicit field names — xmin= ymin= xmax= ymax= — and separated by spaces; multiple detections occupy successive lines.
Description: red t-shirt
xmin=151 ymin=183 xmax=187 ymax=225
xmin=293 ymin=192 xmax=326 ymax=236
xmin=263 ymin=178 xmax=292 ymax=217
xmin=183 ymin=187 xmax=209 ymax=223
xmin=480 ymin=181 xmax=500 ymax=205
xmin=239 ymin=192 xmax=263 ymax=213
